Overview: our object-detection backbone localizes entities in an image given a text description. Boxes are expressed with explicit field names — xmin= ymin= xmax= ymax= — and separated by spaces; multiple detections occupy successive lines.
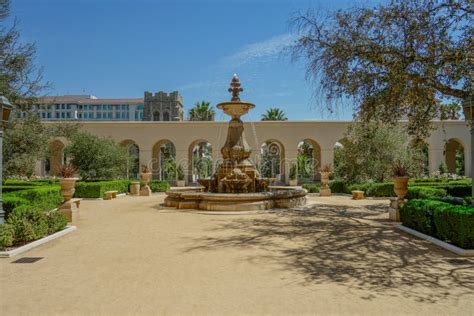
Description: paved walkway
xmin=1 ymin=194 xmax=473 ymax=315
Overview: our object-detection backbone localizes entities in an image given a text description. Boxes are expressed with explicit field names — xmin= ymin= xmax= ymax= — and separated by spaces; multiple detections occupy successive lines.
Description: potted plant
xmin=319 ymin=164 xmax=332 ymax=197
xmin=289 ymin=163 xmax=298 ymax=186
xmin=392 ymin=159 xmax=410 ymax=202
xmin=58 ymin=163 xmax=79 ymax=203
xmin=176 ymin=164 xmax=186 ymax=187
xmin=139 ymin=164 xmax=152 ymax=196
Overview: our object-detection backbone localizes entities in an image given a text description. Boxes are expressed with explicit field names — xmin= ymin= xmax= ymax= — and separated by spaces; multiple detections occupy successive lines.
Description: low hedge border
xmin=74 ymin=180 xmax=131 ymax=198
xmin=3 ymin=187 xmax=63 ymax=220
xmin=400 ymin=199 xmax=474 ymax=249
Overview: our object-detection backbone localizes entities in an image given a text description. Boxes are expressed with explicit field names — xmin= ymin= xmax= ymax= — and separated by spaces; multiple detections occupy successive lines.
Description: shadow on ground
xmin=182 ymin=203 xmax=474 ymax=303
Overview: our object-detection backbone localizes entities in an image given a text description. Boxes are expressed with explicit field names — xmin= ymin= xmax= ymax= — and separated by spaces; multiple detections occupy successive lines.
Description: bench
xmin=351 ymin=190 xmax=365 ymax=200
xmin=104 ymin=190 xmax=118 ymax=200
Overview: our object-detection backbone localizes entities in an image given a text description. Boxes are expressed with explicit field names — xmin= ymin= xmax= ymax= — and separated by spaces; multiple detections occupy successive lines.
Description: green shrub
xmin=302 ymin=183 xmax=320 ymax=193
xmin=366 ymin=183 xmax=396 ymax=197
xmin=347 ymin=182 xmax=373 ymax=193
xmin=149 ymin=181 xmax=170 ymax=193
xmin=7 ymin=206 xmax=49 ymax=242
xmin=46 ymin=211 xmax=68 ymax=234
xmin=444 ymin=185 xmax=471 ymax=198
xmin=329 ymin=181 xmax=350 ymax=193
xmin=0 ymin=223 xmax=14 ymax=248
xmin=75 ymin=180 xmax=131 ymax=198
xmin=400 ymin=199 xmax=474 ymax=249
xmin=2 ymin=196 xmax=29 ymax=219
xmin=2 ymin=185 xmax=37 ymax=193
xmin=12 ymin=186 xmax=63 ymax=206
xmin=406 ymin=187 xmax=447 ymax=200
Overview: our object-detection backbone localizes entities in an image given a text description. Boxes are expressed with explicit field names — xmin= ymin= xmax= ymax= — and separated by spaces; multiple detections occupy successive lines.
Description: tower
xmin=143 ymin=91 xmax=184 ymax=121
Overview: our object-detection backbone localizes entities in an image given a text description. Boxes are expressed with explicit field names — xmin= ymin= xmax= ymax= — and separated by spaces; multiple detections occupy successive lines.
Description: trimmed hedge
xmin=2 ymin=186 xmax=35 ymax=193
xmin=366 ymin=183 xmax=396 ymax=197
xmin=302 ymin=183 xmax=320 ymax=193
xmin=148 ymin=181 xmax=170 ymax=193
xmin=3 ymin=187 xmax=63 ymax=221
xmin=329 ymin=181 xmax=350 ymax=194
xmin=74 ymin=180 xmax=131 ymax=198
xmin=406 ymin=187 xmax=447 ymax=200
xmin=2 ymin=196 xmax=29 ymax=219
xmin=400 ymin=199 xmax=474 ymax=249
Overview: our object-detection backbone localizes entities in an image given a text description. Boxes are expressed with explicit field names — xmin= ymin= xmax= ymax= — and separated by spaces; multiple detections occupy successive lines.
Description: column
xmin=428 ymin=148 xmax=444 ymax=175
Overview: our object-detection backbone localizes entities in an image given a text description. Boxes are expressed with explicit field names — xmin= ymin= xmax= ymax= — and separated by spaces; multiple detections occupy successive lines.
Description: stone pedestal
xmin=59 ymin=201 xmax=78 ymax=223
xmin=319 ymin=172 xmax=331 ymax=197
xmin=352 ymin=190 xmax=365 ymax=200
xmin=319 ymin=188 xmax=331 ymax=197
xmin=140 ymin=185 xmax=151 ymax=196
xmin=389 ymin=198 xmax=405 ymax=222
xmin=130 ymin=181 xmax=140 ymax=195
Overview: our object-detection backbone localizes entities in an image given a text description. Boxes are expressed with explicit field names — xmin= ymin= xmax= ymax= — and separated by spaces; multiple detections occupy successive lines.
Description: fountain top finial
xmin=228 ymin=74 xmax=243 ymax=102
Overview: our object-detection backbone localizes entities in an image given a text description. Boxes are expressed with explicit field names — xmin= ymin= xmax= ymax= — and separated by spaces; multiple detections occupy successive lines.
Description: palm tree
xmin=261 ymin=107 xmax=288 ymax=121
xmin=188 ymin=101 xmax=215 ymax=121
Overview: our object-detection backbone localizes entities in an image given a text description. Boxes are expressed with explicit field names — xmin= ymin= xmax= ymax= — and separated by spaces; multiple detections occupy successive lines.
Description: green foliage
xmin=366 ymin=183 xmax=396 ymax=197
xmin=292 ymin=0 xmax=471 ymax=141
xmin=329 ymin=181 xmax=350 ymax=194
xmin=2 ymin=185 xmax=35 ymax=193
xmin=46 ymin=211 xmax=68 ymax=234
xmin=400 ymin=199 xmax=474 ymax=249
xmin=188 ymin=101 xmax=215 ymax=121
xmin=74 ymin=180 xmax=131 ymax=198
xmin=289 ymin=163 xmax=297 ymax=180
xmin=0 ymin=205 xmax=68 ymax=249
xmin=176 ymin=165 xmax=185 ymax=181
xmin=2 ymin=196 xmax=29 ymax=218
xmin=65 ymin=132 xmax=129 ymax=180
xmin=333 ymin=121 xmax=424 ymax=182
xmin=439 ymin=103 xmax=462 ymax=120
xmin=261 ymin=107 xmax=288 ymax=121
xmin=302 ymin=183 xmax=320 ymax=193
xmin=149 ymin=181 xmax=170 ymax=192
xmin=7 ymin=206 xmax=48 ymax=242
xmin=438 ymin=162 xmax=449 ymax=174
xmin=406 ymin=187 xmax=447 ymax=200
xmin=0 ymin=224 xmax=14 ymax=248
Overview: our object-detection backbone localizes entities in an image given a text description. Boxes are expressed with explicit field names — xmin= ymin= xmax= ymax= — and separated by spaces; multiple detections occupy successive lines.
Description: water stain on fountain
xmin=164 ymin=75 xmax=307 ymax=211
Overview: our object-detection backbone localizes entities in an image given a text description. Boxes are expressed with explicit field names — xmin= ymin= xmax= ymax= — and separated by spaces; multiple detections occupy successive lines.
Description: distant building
xmin=143 ymin=91 xmax=184 ymax=121
xmin=24 ymin=95 xmax=145 ymax=121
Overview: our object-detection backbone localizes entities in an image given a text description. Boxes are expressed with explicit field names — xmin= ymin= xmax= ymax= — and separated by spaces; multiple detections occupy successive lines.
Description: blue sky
xmin=11 ymin=0 xmax=382 ymax=120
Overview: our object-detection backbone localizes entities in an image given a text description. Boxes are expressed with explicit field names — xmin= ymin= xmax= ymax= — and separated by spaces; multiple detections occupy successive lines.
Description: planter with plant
xmin=319 ymin=164 xmax=332 ymax=197
xmin=289 ymin=163 xmax=298 ymax=186
xmin=140 ymin=165 xmax=153 ymax=196
xmin=57 ymin=163 xmax=79 ymax=222
xmin=176 ymin=164 xmax=186 ymax=187
xmin=390 ymin=160 xmax=410 ymax=221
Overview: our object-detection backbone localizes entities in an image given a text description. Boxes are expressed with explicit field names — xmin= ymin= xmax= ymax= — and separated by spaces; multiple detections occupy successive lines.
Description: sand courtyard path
xmin=1 ymin=194 xmax=473 ymax=315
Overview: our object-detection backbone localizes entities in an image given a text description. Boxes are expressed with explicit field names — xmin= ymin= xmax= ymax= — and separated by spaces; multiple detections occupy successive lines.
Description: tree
xmin=188 ymin=101 xmax=215 ymax=121
xmin=65 ymin=132 xmax=129 ymax=180
xmin=261 ymin=108 xmax=288 ymax=121
xmin=334 ymin=121 xmax=424 ymax=182
xmin=292 ymin=0 xmax=472 ymax=141
xmin=3 ymin=112 xmax=49 ymax=177
xmin=439 ymin=102 xmax=462 ymax=120
xmin=0 ymin=0 xmax=48 ymax=106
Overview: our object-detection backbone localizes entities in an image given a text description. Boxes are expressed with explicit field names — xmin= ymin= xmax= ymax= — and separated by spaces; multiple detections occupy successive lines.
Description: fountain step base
xmin=164 ymin=188 xmax=307 ymax=212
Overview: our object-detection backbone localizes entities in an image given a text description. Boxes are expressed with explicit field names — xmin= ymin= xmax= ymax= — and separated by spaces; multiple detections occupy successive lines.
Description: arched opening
xmin=333 ymin=138 xmax=348 ymax=180
xmin=152 ymin=140 xmax=176 ymax=181
xmin=259 ymin=140 xmax=285 ymax=181
xmin=445 ymin=138 xmax=465 ymax=175
xmin=163 ymin=111 xmax=170 ymax=121
xmin=297 ymin=139 xmax=321 ymax=182
xmin=188 ymin=140 xmax=213 ymax=182
xmin=153 ymin=111 xmax=160 ymax=121
xmin=49 ymin=139 xmax=66 ymax=176
xmin=120 ymin=140 xmax=140 ymax=179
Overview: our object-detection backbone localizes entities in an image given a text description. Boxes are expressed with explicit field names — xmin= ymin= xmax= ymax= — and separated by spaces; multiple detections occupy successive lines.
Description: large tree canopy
xmin=0 ymin=0 xmax=47 ymax=105
xmin=292 ymin=0 xmax=472 ymax=141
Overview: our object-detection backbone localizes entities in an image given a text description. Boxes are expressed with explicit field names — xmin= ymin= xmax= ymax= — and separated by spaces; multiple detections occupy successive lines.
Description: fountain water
xmin=164 ymin=75 xmax=307 ymax=211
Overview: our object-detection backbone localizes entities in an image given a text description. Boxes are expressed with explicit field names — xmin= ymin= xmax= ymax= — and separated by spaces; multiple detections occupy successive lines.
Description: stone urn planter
xmin=176 ymin=180 xmax=186 ymax=187
xmin=394 ymin=176 xmax=410 ymax=201
xmin=289 ymin=179 xmax=298 ymax=186
xmin=140 ymin=172 xmax=152 ymax=196
xmin=129 ymin=181 xmax=140 ymax=195
xmin=60 ymin=177 xmax=79 ymax=202
xmin=319 ymin=171 xmax=331 ymax=197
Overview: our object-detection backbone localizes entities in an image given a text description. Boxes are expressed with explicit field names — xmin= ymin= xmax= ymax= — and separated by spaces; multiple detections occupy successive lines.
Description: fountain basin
xmin=164 ymin=187 xmax=307 ymax=212
xmin=217 ymin=101 xmax=255 ymax=119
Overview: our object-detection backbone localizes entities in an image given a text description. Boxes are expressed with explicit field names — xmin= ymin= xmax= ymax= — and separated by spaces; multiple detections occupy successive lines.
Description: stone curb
xmin=0 ymin=225 xmax=77 ymax=258
xmin=395 ymin=224 xmax=474 ymax=257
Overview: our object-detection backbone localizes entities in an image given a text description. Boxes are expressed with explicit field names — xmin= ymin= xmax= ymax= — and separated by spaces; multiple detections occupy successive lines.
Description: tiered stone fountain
xmin=164 ymin=75 xmax=307 ymax=211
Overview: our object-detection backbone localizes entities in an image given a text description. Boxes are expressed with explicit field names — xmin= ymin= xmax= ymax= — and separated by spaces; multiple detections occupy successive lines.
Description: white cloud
xmin=220 ymin=33 xmax=296 ymax=67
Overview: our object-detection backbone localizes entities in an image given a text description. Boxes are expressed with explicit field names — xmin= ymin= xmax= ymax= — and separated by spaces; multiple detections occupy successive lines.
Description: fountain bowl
xmin=164 ymin=186 xmax=307 ymax=212
xmin=217 ymin=101 xmax=255 ymax=119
